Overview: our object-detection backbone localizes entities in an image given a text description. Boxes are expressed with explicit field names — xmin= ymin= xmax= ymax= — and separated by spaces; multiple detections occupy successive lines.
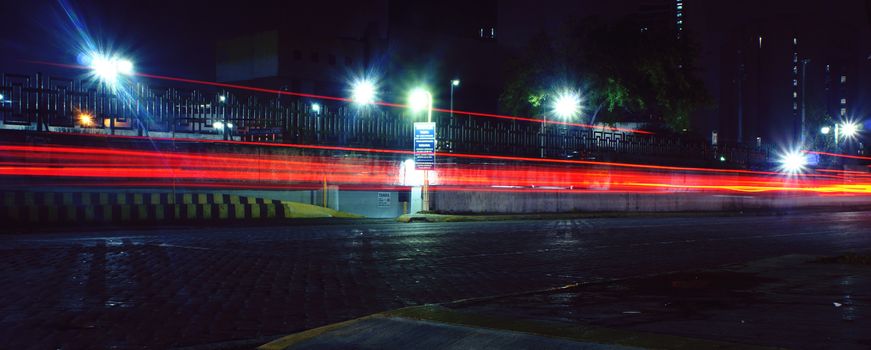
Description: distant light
xmin=778 ymin=150 xmax=807 ymax=174
xmin=311 ymin=103 xmax=321 ymax=114
xmin=840 ymin=121 xmax=860 ymax=139
xmin=0 ymin=93 xmax=4 ymax=100
xmin=451 ymin=79 xmax=460 ymax=87
xmin=350 ymin=79 xmax=376 ymax=105
xmin=213 ymin=121 xmax=224 ymax=130
xmin=407 ymin=88 xmax=431 ymax=112
xmin=551 ymin=90 xmax=582 ymax=119
xmin=78 ymin=113 xmax=94 ymax=127
xmin=820 ymin=126 xmax=831 ymax=135
xmin=218 ymin=95 xmax=226 ymax=103
xmin=719 ymin=155 xmax=726 ymax=162
xmin=226 ymin=123 xmax=234 ymax=129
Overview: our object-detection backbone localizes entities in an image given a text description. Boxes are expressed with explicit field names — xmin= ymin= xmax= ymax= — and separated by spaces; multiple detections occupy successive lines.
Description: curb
xmin=258 ymin=304 xmax=779 ymax=350
xmin=395 ymin=206 xmax=871 ymax=223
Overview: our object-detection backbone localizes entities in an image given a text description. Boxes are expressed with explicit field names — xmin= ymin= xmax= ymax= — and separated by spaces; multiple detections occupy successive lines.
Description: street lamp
xmin=542 ymin=89 xmax=582 ymax=157
xmin=778 ymin=150 xmax=807 ymax=174
xmin=311 ymin=103 xmax=321 ymax=114
xmin=87 ymin=53 xmax=134 ymax=86
xmin=78 ymin=113 xmax=95 ymax=127
xmin=407 ymin=87 xmax=435 ymax=213
xmin=551 ymin=90 xmax=582 ymax=119
xmin=820 ymin=126 xmax=831 ymax=135
xmin=450 ymin=79 xmax=460 ymax=118
xmin=840 ymin=121 xmax=860 ymax=139
xmin=350 ymin=79 xmax=377 ymax=105
xmin=408 ymin=88 xmax=433 ymax=122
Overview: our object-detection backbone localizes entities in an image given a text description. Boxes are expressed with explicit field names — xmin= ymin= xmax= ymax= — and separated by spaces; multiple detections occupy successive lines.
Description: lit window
xmin=793 ymin=37 xmax=797 ymax=45
xmin=793 ymin=79 xmax=798 ymax=86
xmin=825 ymin=64 xmax=830 ymax=72
xmin=841 ymin=98 xmax=847 ymax=105
xmin=793 ymin=103 xmax=798 ymax=110
xmin=677 ymin=13 xmax=682 ymax=17
xmin=793 ymin=92 xmax=797 ymax=98
xmin=840 ymin=108 xmax=847 ymax=116
xmin=840 ymin=75 xmax=847 ymax=83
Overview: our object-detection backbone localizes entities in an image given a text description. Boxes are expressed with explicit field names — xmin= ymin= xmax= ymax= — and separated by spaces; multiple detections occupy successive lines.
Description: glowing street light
xmin=408 ymin=88 xmax=434 ymax=123
xmin=78 ymin=113 xmax=95 ymax=127
xmin=541 ymin=89 xmax=583 ymax=158
xmin=840 ymin=121 xmax=860 ymax=139
xmin=218 ymin=95 xmax=226 ymax=103
xmin=311 ymin=103 xmax=321 ymax=114
xmin=820 ymin=126 xmax=831 ymax=135
xmin=350 ymin=79 xmax=377 ymax=105
xmin=778 ymin=150 xmax=807 ymax=174
xmin=551 ymin=90 xmax=582 ymax=119
xmin=87 ymin=53 xmax=134 ymax=85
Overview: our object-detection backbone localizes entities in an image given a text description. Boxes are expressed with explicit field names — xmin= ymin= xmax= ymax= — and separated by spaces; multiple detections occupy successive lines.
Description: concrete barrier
xmin=430 ymin=191 xmax=871 ymax=214
xmin=0 ymin=191 xmax=357 ymax=227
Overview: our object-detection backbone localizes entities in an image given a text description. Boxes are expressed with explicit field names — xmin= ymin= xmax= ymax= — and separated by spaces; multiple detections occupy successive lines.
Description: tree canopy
xmin=499 ymin=17 xmax=711 ymax=131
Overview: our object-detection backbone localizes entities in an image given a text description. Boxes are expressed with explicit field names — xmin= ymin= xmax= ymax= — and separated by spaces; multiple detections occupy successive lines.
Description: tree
xmin=499 ymin=17 xmax=711 ymax=131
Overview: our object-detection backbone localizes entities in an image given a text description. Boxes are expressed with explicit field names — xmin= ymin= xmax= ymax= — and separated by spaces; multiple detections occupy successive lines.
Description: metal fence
xmin=0 ymin=73 xmax=773 ymax=167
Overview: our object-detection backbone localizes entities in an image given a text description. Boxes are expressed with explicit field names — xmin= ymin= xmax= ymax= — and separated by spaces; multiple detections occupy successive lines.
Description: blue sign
xmin=414 ymin=122 xmax=436 ymax=170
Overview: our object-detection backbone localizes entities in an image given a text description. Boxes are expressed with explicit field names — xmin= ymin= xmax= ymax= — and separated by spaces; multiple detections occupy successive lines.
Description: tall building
xmin=688 ymin=0 xmax=871 ymax=147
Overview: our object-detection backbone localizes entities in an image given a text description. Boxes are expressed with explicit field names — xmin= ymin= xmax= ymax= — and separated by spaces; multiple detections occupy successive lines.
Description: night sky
xmin=0 ymin=1 xmax=656 ymax=80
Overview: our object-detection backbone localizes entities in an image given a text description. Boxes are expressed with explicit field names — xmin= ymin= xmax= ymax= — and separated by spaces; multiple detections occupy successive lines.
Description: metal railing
xmin=0 ymin=72 xmax=773 ymax=167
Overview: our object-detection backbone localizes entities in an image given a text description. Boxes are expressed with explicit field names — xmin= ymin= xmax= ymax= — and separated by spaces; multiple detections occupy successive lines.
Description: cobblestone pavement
xmin=2 ymin=211 xmax=871 ymax=349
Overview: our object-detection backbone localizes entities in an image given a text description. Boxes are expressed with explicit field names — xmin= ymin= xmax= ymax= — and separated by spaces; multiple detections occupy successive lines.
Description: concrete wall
xmin=431 ymin=191 xmax=871 ymax=214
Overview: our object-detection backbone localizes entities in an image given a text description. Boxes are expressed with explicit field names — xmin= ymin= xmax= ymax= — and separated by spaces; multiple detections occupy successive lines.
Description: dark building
xmin=214 ymin=1 xmax=503 ymax=112
xmin=689 ymin=0 xmax=871 ymax=148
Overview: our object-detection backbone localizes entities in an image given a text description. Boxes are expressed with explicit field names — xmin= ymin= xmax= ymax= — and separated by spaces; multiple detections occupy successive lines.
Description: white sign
xmin=377 ymin=192 xmax=391 ymax=208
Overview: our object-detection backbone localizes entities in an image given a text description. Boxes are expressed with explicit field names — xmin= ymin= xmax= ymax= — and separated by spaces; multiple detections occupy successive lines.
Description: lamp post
xmin=87 ymin=53 xmax=134 ymax=135
xmin=450 ymin=79 xmax=460 ymax=118
xmin=408 ymin=88 xmax=434 ymax=212
xmin=542 ymin=90 xmax=582 ymax=158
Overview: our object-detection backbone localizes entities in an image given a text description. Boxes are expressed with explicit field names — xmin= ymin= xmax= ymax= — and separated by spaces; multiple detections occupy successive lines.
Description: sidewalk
xmin=260 ymin=253 xmax=871 ymax=349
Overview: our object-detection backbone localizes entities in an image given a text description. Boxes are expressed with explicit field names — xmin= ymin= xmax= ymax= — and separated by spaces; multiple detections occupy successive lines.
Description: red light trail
xmin=2 ymin=144 xmax=870 ymax=195
xmin=805 ymin=150 xmax=871 ymax=161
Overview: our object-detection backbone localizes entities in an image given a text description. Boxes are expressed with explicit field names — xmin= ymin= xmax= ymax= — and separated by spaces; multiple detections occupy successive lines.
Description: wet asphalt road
xmin=2 ymin=211 xmax=871 ymax=349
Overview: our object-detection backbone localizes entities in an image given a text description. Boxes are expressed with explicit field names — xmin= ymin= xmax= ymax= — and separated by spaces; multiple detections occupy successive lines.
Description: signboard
xmin=377 ymin=192 xmax=391 ymax=208
xmin=413 ymin=122 xmax=436 ymax=170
